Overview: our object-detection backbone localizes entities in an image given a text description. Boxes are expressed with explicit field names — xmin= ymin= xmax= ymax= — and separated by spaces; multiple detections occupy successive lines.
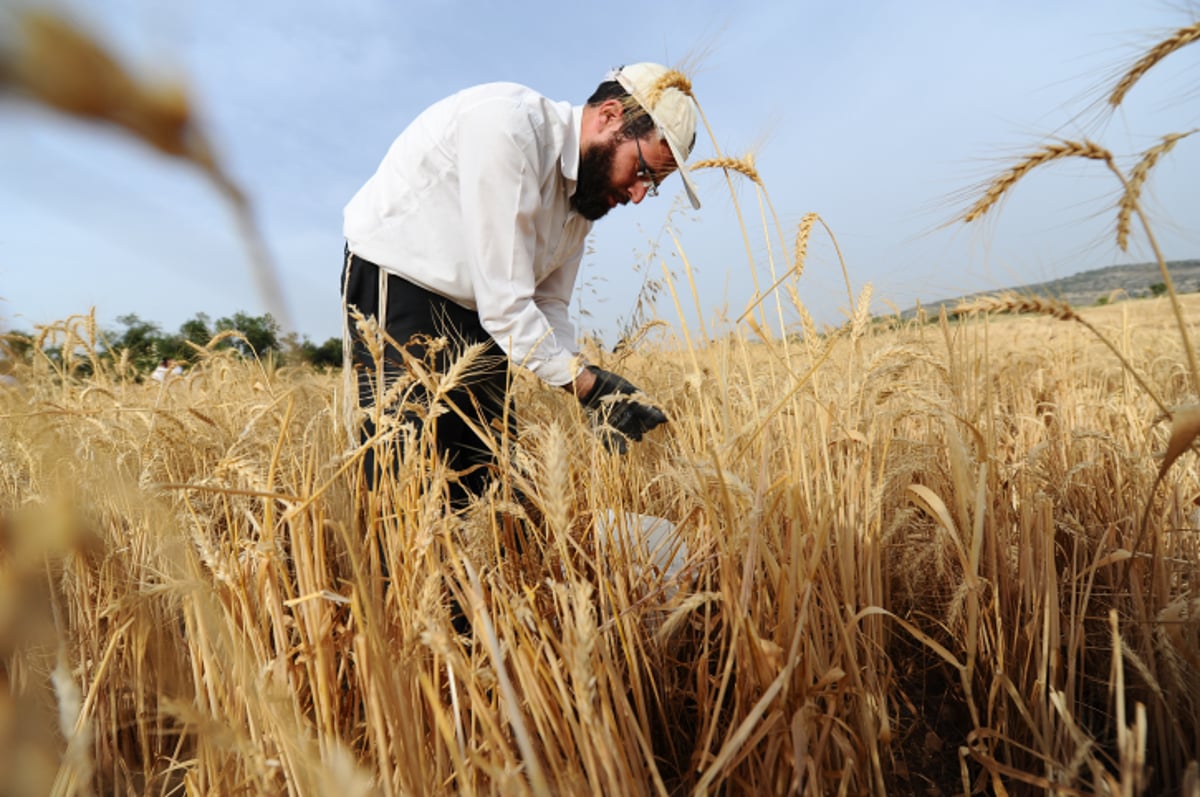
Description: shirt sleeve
xmin=455 ymin=98 xmax=581 ymax=386
xmin=534 ymin=243 xmax=585 ymax=368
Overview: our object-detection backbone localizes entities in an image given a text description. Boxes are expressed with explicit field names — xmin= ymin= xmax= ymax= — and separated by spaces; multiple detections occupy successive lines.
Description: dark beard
xmin=571 ymin=137 xmax=621 ymax=221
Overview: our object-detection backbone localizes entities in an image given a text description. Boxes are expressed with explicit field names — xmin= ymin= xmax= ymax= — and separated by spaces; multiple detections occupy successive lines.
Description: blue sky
xmin=2 ymin=0 xmax=1197 ymax=346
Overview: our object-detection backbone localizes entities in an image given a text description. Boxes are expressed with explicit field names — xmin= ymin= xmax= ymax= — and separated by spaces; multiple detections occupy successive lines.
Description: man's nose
xmin=629 ymin=182 xmax=649 ymax=204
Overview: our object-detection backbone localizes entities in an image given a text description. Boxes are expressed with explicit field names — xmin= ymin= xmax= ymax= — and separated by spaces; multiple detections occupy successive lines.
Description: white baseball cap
xmin=609 ymin=63 xmax=701 ymax=209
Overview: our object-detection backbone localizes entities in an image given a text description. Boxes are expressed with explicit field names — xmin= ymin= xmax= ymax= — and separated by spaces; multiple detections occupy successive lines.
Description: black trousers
xmin=342 ymin=248 xmax=514 ymax=503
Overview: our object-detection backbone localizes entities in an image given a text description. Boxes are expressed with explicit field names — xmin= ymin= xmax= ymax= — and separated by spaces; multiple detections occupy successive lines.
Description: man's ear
xmin=594 ymin=98 xmax=625 ymax=134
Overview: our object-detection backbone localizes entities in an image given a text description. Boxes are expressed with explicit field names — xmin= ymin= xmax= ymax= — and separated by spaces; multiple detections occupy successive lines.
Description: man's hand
xmin=578 ymin=366 xmax=667 ymax=453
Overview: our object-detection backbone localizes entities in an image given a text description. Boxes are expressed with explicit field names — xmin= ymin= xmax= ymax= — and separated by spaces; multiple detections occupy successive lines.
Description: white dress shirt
xmin=344 ymin=82 xmax=593 ymax=387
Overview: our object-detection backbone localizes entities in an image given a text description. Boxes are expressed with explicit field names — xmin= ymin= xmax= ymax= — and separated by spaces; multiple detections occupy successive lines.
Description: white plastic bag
xmin=595 ymin=510 xmax=687 ymax=594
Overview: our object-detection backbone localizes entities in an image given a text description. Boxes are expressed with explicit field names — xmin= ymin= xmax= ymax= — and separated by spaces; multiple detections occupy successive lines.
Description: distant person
xmin=151 ymin=358 xmax=181 ymax=382
xmin=342 ymin=63 xmax=699 ymax=501
xmin=151 ymin=358 xmax=170 ymax=382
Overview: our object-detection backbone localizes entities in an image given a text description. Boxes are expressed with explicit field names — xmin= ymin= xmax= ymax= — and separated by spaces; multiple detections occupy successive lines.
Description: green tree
xmin=215 ymin=311 xmax=280 ymax=358
xmin=179 ymin=312 xmax=214 ymax=356
xmin=112 ymin=313 xmax=169 ymax=371
xmin=276 ymin=333 xmax=342 ymax=370
xmin=1149 ymin=282 xmax=1167 ymax=297
xmin=311 ymin=336 xmax=343 ymax=370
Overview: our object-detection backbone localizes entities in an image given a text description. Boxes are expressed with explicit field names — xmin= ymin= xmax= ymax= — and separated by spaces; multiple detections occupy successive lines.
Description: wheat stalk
xmin=734 ymin=212 xmax=816 ymax=327
xmin=963 ymin=140 xmax=1113 ymax=223
xmin=1117 ymin=130 xmax=1196 ymax=251
xmin=1109 ymin=21 xmax=1200 ymax=108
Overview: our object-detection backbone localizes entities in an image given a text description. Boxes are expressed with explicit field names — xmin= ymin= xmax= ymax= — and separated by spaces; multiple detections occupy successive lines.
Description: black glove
xmin=581 ymin=366 xmax=668 ymax=454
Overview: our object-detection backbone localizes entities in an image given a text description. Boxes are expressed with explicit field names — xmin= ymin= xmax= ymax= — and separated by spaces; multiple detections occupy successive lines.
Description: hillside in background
xmin=906 ymin=259 xmax=1200 ymax=316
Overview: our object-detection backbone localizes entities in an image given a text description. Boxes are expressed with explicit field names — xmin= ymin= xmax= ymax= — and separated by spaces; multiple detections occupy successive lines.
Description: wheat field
xmin=2 ymin=10 xmax=1199 ymax=797
xmin=3 ymin=294 xmax=1199 ymax=795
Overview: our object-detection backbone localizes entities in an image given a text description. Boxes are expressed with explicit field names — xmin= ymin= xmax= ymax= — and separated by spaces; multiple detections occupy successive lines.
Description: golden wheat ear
xmin=689 ymin=155 xmax=763 ymax=187
xmin=1109 ymin=21 xmax=1200 ymax=108
xmin=962 ymin=140 xmax=1113 ymax=223
xmin=1116 ymin=130 xmax=1198 ymax=252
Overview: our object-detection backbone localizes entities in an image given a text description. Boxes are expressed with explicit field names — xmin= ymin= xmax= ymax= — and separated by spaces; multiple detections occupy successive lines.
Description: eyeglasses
xmin=634 ymin=137 xmax=660 ymax=198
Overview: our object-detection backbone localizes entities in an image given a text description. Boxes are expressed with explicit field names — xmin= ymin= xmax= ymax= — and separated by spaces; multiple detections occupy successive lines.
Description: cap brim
xmin=665 ymin=137 xmax=702 ymax=210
